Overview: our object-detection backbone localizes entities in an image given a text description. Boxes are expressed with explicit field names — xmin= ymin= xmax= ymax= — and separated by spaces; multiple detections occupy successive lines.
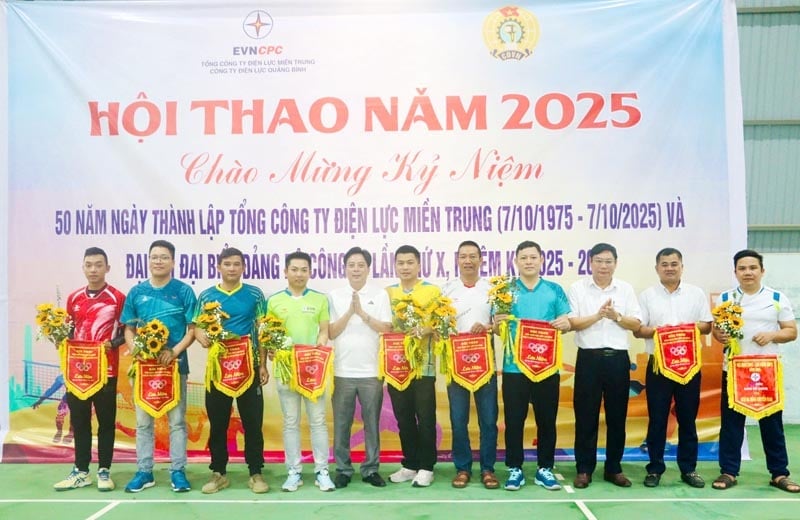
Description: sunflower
xmin=147 ymin=339 xmax=162 ymax=354
xmin=51 ymin=317 xmax=65 ymax=327
xmin=36 ymin=303 xmax=54 ymax=312
xmin=35 ymin=314 xmax=47 ymax=326
xmin=731 ymin=317 xmax=743 ymax=328
xmin=53 ymin=308 xmax=67 ymax=318
xmin=148 ymin=320 xmax=161 ymax=332
xmin=207 ymin=323 xmax=222 ymax=336
xmin=203 ymin=301 xmax=221 ymax=311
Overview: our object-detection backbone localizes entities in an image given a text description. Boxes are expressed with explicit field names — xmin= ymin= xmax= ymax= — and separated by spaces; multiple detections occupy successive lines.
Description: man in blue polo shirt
xmin=493 ymin=240 xmax=571 ymax=492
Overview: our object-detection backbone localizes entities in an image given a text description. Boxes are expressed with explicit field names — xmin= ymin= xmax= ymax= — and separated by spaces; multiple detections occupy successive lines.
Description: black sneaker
xmin=334 ymin=473 xmax=351 ymax=489
xmin=362 ymin=473 xmax=387 ymax=487
xmin=644 ymin=474 xmax=661 ymax=488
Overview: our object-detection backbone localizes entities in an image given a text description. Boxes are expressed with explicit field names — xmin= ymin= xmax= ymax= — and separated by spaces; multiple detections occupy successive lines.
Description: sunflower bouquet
xmin=391 ymin=294 xmax=428 ymax=376
xmin=426 ymin=295 xmax=459 ymax=381
xmin=257 ymin=314 xmax=294 ymax=385
xmin=196 ymin=301 xmax=240 ymax=388
xmin=127 ymin=318 xmax=169 ymax=377
xmin=712 ymin=300 xmax=744 ymax=357
xmin=35 ymin=303 xmax=73 ymax=349
xmin=488 ymin=274 xmax=517 ymax=354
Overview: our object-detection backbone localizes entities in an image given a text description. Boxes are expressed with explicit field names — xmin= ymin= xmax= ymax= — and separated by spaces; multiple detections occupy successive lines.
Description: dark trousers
xmin=645 ymin=357 xmax=700 ymax=475
xmin=206 ymin=375 xmax=265 ymax=476
xmin=388 ymin=376 xmax=437 ymax=471
xmin=503 ymin=372 xmax=559 ymax=470
xmin=67 ymin=377 xmax=117 ymax=472
xmin=719 ymin=371 xmax=790 ymax=478
xmin=573 ymin=348 xmax=630 ymax=475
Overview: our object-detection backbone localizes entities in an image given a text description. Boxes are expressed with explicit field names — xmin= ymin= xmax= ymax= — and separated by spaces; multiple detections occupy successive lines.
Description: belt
xmin=582 ymin=348 xmax=626 ymax=357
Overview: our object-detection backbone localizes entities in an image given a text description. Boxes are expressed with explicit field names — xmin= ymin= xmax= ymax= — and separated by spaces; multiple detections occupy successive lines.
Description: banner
xmin=133 ymin=360 xmax=181 ymax=419
xmin=290 ymin=344 xmax=332 ymax=402
xmin=727 ymin=355 xmax=784 ymax=420
xmin=4 ymin=0 xmax=745 ymax=462
xmin=208 ymin=336 xmax=254 ymax=398
xmin=448 ymin=333 xmax=494 ymax=391
xmin=60 ymin=339 xmax=108 ymax=400
xmin=513 ymin=319 xmax=562 ymax=382
xmin=379 ymin=332 xmax=414 ymax=391
xmin=652 ymin=324 xmax=702 ymax=384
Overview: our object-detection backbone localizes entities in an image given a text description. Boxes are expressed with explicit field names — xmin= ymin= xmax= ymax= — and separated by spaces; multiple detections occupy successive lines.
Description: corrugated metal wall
xmin=737 ymin=1 xmax=800 ymax=251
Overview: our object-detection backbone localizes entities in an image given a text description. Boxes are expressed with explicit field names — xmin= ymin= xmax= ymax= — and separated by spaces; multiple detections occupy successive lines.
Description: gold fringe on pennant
xmin=204 ymin=341 xmax=224 ymax=392
xmin=133 ymin=362 xmax=181 ymax=419
xmin=651 ymin=325 xmax=702 ymax=384
xmin=513 ymin=326 xmax=562 ymax=383
xmin=403 ymin=335 xmax=423 ymax=379
xmin=60 ymin=339 xmax=109 ymax=400
xmin=727 ymin=356 xmax=784 ymax=420
xmin=378 ymin=334 xmax=413 ymax=391
xmin=447 ymin=333 xmax=494 ymax=392
xmin=433 ymin=338 xmax=452 ymax=384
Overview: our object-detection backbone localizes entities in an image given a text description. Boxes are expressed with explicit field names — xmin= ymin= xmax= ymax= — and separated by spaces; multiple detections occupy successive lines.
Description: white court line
xmin=1 ymin=498 xmax=799 ymax=504
xmin=575 ymin=500 xmax=598 ymax=520
xmin=85 ymin=501 xmax=121 ymax=520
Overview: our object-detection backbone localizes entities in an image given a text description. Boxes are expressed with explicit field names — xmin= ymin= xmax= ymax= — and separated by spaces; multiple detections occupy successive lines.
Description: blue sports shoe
xmin=124 ymin=471 xmax=155 ymax=493
xmin=535 ymin=467 xmax=562 ymax=490
xmin=505 ymin=467 xmax=525 ymax=491
xmin=171 ymin=470 xmax=191 ymax=492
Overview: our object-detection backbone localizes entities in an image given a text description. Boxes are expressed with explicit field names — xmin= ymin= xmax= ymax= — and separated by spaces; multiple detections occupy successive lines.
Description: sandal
xmin=452 ymin=471 xmax=470 ymax=489
xmin=712 ymin=474 xmax=737 ymax=490
xmin=481 ymin=470 xmax=500 ymax=489
xmin=770 ymin=476 xmax=800 ymax=493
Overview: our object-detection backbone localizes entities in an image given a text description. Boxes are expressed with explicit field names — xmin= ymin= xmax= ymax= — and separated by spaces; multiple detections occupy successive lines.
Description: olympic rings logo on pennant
xmin=391 ymin=354 xmax=407 ymax=363
xmin=222 ymin=359 xmax=243 ymax=370
xmin=669 ymin=345 xmax=688 ymax=356
xmin=305 ymin=365 xmax=319 ymax=375
xmin=461 ymin=353 xmax=481 ymax=363
xmin=526 ymin=342 xmax=548 ymax=354
xmin=74 ymin=361 xmax=92 ymax=372
xmin=148 ymin=380 xmax=167 ymax=390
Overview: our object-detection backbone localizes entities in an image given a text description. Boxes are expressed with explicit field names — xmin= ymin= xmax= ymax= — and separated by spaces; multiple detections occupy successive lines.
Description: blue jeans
xmin=447 ymin=375 xmax=498 ymax=474
xmin=134 ymin=374 xmax=188 ymax=472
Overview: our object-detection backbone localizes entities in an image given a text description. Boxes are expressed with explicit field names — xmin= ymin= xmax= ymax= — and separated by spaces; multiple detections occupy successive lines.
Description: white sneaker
xmin=97 ymin=468 xmax=115 ymax=492
xmin=54 ymin=468 xmax=92 ymax=491
xmin=281 ymin=471 xmax=303 ymax=492
xmin=412 ymin=469 xmax=435 ymax=487
xmin=389 ymin=467 xmax=418 ymax=483
xmin=315 ymin=469 xmax=336 ymax=492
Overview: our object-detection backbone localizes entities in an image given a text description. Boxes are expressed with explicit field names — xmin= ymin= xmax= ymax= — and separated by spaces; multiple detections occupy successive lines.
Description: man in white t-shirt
xmin=711 ymin=249 xmax=798 ymax=493
xmin=441 ymin=240 xmax=498 ymax=489
xmin=633 ymin=247 xmax=712 ymax=489
xmin=328 ymin=247 xmax=393 ymax=489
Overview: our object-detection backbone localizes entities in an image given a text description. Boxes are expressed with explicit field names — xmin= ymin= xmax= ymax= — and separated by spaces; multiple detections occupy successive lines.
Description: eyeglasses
xmin=149 ymin=255 xmax=172 ymax=262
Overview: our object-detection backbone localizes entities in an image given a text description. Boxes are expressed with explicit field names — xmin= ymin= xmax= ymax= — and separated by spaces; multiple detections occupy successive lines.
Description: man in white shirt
xmin=441 ymin=240 xmax=498 ymax=489
xmin=328 ymin=247 xmax=393 ymax=489
xmin=711 ymin=249 xmax=798 ymax=493
xmin=633 ymin=248 xmax=712 ymax=488
xmin=568 ymin=243 xmax=641 ymax=489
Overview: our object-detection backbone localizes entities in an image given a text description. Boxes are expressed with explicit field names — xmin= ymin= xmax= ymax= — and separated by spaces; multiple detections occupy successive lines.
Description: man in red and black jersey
xmin=53 ymin=247 xmax=126 ymax=492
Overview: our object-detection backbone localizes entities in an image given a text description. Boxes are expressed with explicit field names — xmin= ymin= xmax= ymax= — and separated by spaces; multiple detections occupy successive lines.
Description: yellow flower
xmin=36 ymin=303 xmax=54 ymax=312
xmin=148 ymin=320 xmax=161 ymax=332
xmin=51 ymin=317 xmax=65 ymax=327
xmin=147 ymin=339 xmax=162 ymax=353
xmin=203 ymin=301 xmax=221 ymax=311
xmin=207 ymin=323 xmax=222 ymax=336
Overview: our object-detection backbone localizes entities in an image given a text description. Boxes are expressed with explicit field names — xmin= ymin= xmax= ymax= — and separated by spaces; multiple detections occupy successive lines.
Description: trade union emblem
xmin=482 ymin=6 xmax=539 ymax=61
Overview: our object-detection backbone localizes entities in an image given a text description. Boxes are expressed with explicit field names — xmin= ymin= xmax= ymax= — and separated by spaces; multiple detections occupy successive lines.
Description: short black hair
xmin=457 ymin=240 xmax=481 ymax=253
xmin=285 ymin=251 xmax=311 ymax=268
xmin=395 ymin=245 xmax=420 ymax=262
xmin=516 ymin=240 xmax=542 ymax=255
xmin=84 ymin=247 xmax=108 ymax=263
xmin=733 ymin=249 xmax=763 ymax=269
xmin=218 ymin=247 xmax=244 ymax=264
xmin=589 ymin=242 xmax=617 ymax=260
xmin=343 ymin=247 xmax=372 ymax=267
xmin=656 ymin=247 xmax=682 ymax=263
xmin=149 ymin=240 xmax=175 ymax=259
